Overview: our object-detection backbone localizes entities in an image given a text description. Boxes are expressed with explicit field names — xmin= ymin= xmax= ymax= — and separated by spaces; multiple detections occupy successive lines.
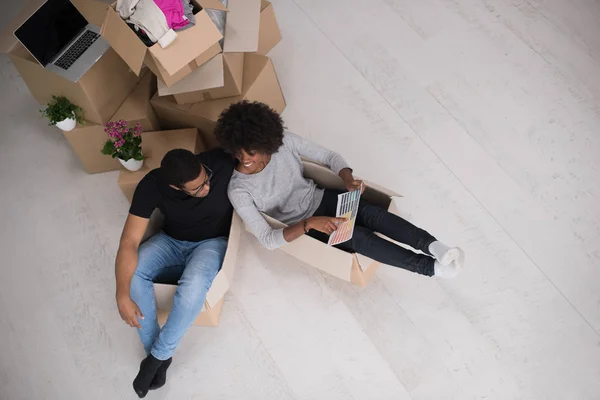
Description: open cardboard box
xmin=151 ymin=53 xmax=285 ymax=148
xmin=97 ymin=0 xmax=228 ymax=88
xmin=62 ymin=70 xmax=160 ymax=174
xmin=118 ymin=128 xmax=204 ymax=202
xmin=258 ymin=160 xmax=403 ymax=288
xmin=155 ymin=0 xmax=281 ymax=103
xmin=0 ymin=0 xmax=140 ymax=125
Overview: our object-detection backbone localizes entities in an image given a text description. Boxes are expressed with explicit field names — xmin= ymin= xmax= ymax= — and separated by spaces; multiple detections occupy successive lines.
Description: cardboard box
xmin=153 ymin=212 xmax=242 ymax=326
xmin=0 ymin=0 xmax=140 ymax=125
xmin=118 ymin=128 xmax=204 ymax=202
xmin=257 ymin=160 xmax=403 ymax=288
xmin=157 ymin=53 xmax=244 ymax=104
xmin=151 ymin=53 xmax=286 ymax=148
xmin=99 ymin=0 xmax=226 ymax=88
xmin=155 ymin=0 xmax=262 ymax=100
xmin=257 ymin=0 xmax=282 ymax=56
xmin=61 ymin=71 xmax=160 ymax=174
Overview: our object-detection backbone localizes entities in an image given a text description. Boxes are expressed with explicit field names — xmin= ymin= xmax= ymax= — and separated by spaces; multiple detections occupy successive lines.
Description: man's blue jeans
xmin=130 ymin=232 xmax=227 ymax=360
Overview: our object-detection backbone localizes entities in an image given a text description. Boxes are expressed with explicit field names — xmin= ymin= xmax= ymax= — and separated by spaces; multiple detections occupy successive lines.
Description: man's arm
xmin=115 ymin=214 xmax=149 ymax=328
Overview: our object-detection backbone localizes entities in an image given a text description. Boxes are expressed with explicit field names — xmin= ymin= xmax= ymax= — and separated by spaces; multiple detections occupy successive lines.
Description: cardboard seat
xmin=147 ymin=211 xmax=242 ymax=326
xmin=62 ymin=71 xmax=160 ymax=174
xmin=257 ymin=160 xmax=403 ymax=288
xmin=151 ymin=53 xmax=286 ymax=149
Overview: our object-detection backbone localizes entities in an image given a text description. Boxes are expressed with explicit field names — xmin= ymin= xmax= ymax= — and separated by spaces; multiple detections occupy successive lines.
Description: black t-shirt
xmin=129 ymin=148 xmax=235 ymax=242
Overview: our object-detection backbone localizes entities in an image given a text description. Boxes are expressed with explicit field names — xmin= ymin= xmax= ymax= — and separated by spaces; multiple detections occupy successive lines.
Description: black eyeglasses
xmin=183 ymin=164 xmax=213 ymax=197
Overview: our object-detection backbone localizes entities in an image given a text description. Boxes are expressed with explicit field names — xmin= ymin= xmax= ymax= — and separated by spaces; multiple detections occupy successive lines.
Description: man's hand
xmin=117 ymin=294 xmax=144 ymax=328
xmin=307 ymin=216 xmax=347 ymax=235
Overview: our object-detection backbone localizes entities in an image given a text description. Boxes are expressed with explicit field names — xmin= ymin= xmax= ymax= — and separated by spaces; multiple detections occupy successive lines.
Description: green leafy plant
xmin=101 ymin=120 xmax=144 ymax=161
xmin=40 ymin=95 xmax=84 ymax=125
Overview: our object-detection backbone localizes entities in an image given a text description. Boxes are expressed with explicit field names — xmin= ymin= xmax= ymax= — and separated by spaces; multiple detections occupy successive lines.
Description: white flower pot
xmin=55 ymin=115 xmax=76 ymax=131
xmin=119 ymin=158 xmax=144 ymax=172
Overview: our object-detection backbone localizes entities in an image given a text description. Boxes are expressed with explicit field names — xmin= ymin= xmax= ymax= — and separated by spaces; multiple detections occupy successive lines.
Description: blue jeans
xmin=130 ymin=232 xmax=227 ymax=360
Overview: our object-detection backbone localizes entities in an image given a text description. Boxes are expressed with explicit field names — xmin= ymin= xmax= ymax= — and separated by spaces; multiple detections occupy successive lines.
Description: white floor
xmin=1 ymin=0 xmax=600 ymax=399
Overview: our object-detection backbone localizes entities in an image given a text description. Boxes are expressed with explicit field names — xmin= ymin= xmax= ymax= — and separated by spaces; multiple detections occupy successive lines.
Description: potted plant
xmin=40 ymin=95 xmax=84 ymax=131
xmin=101 ymin=120 xmax=144 ymax=171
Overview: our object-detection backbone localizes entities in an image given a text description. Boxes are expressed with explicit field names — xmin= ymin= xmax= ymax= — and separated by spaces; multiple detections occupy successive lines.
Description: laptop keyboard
xmin=54 ymin=31 xmax=100 ymax=70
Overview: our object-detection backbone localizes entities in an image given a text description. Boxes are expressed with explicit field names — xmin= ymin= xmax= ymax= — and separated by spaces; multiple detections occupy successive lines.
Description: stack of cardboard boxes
xmin=2 ymin=0 xmax=284 ymax=326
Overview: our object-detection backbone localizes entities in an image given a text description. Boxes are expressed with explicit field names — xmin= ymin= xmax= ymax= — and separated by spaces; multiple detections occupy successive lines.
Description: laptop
xmin=14 ymin=0 xmax=110 ymax=82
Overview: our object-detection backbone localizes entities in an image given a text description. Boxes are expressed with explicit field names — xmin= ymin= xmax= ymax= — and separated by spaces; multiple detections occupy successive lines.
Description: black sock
xmin=132 ymin=354 xmax=163 ymax=398
xmin=149 ymin=357 xmax=172 ymax=390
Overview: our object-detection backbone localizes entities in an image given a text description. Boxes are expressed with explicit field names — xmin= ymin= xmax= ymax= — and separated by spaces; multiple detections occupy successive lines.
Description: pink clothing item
xmin=153 ymin=0 xmax=189 ymax=30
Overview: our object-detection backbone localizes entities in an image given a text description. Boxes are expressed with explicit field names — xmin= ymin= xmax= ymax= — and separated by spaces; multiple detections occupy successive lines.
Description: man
xmin=114 ymin=147 xmax=234 ymax=398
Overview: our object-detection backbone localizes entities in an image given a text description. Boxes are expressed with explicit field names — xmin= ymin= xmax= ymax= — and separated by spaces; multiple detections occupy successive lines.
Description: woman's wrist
xmin=303 ymin=218 xmax=311 ymax=233
xmin=339 ymin=168 xmax=354 ymax=182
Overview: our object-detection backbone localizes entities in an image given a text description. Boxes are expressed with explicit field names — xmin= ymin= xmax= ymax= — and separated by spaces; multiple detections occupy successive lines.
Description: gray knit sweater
xmin=227 ymin=131 xmax=351 ymax=250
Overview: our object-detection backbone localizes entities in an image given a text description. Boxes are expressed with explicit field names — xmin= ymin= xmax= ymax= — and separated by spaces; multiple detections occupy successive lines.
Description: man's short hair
xmin=160 ymin=149 xmax=202 ymax=188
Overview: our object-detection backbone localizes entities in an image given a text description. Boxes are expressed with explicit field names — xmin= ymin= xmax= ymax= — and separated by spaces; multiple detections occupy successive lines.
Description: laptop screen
xmin=14 ymin=0 xmax=88 ymax=66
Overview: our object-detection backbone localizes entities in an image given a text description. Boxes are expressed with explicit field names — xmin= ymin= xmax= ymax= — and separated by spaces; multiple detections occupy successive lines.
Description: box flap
xmin=223 ymin=0 xmax=261 ymax=52
xmin=256 ymin=0 xmax=281 ymax=55
xmin=240 ymin=53 xmax=269 ymax=93
xmin=241 ymin=55 xmax=285 ymax=113
xmin=71 ymin=0 xmax=109 ymax=27
xmin=224 ymin=52 xmax=244 ymax=90
xmin=197 ymin=0 xmax=229 ymax=11
xmin=100 ymin=6 xmax=146 ymax=75
xmin=157 ymin=54 xmax=224 ymax=96
xmin=0 ymin=0 xmax=46 ymax=53
xmin=149 ymin=10 xmax=223 ymax=76
xmin=112 ymin=70 xmax=156 ymax=121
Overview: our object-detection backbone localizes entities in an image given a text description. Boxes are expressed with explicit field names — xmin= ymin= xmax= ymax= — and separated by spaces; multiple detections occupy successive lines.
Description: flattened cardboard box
xmin=61 ymin=71 xmax=160 ymax=174
xmin=99 ymin=0 xmax=226 ymax=87
xmin=151 ymin=54 xmax=286 ymax=149
xmin=157 ymin=53 xmax=245 ymax=104
xmin=257 ymin=160 xmax=403 ymax=288
xmin=118 ymin=128 xmax=204 ymax=202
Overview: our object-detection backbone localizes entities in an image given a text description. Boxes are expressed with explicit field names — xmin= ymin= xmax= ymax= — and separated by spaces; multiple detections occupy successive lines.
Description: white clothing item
xmin=116 ymin=0 xmax=177 ymax=48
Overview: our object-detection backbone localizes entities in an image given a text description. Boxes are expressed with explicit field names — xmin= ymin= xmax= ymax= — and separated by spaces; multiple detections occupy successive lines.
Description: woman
xmin=214 ymin=101 xmax=464 ymax=279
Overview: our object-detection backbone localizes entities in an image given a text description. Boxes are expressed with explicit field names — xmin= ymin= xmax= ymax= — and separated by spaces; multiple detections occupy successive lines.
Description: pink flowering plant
xmin=101 ymin=120 xmax=144 ymax=161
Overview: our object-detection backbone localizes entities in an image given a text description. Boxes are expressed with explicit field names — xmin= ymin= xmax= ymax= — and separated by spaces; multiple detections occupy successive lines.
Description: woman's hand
xmin=307 ymin=216 xmax=347 ymax=235
xmin=339 ymin=168 xmax=365 ymax=193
